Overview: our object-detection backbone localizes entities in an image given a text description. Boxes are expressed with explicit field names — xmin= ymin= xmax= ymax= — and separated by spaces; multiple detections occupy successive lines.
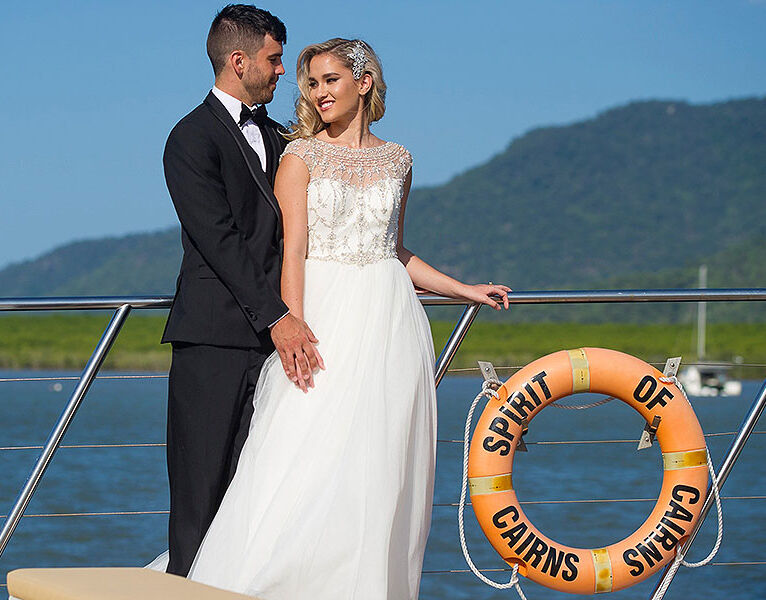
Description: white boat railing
xmin=1 ymin=288 xmax=766 ymax=599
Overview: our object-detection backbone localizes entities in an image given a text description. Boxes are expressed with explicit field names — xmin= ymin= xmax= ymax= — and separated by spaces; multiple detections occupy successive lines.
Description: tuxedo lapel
xmin=262 ymin=125 xmax=282 ymax=183
xmin=203 ymin=92 xmax=282 ymax=228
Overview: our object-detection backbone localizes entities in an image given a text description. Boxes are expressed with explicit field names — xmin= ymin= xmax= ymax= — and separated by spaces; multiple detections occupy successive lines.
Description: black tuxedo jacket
xmin=161 ymin=92 xmax=288 ymax=349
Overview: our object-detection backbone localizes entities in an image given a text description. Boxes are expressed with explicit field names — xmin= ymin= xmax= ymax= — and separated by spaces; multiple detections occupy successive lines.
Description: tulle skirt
xmin=152 ymin=257 xmax=437 ymax=599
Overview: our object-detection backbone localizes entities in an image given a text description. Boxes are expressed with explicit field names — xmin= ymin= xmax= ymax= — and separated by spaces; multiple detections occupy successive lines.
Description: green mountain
xmin=1 ymin=97 xmax=764 ymax=322
xmin=0 ymin=229 xmax=180 ymax=296
xmin=405 ymin=97 xmax=766 ymax=288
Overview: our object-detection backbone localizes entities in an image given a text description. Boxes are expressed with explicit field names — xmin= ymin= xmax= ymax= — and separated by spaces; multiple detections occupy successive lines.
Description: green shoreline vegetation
xmin=1 ymin=315 xmax=765 ymax=378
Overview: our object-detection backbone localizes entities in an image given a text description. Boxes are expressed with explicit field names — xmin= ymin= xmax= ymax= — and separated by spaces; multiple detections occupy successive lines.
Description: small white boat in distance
xmin=679 ymin=363 xmax=743 ymax=397
xmin=678 ymin=265 xmax=742 ymax=397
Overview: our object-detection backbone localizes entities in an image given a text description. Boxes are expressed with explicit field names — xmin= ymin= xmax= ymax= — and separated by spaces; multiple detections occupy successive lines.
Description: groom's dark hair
xmin=207 ymin=4 xmax=287 ymax=75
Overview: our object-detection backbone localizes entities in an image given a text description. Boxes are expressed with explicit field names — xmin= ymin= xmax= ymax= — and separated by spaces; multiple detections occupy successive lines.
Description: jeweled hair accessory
xmin=347 ymin=41 xmax=367 ymax=80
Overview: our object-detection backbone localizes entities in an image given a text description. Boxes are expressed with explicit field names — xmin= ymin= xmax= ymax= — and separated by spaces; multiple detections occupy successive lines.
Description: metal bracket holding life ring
xmin=466 ymin=348 xmax=709 ymax=595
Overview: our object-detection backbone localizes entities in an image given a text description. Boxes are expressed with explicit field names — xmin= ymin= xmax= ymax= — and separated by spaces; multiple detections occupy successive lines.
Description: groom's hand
xmin=270 ymin=314 xmax=324 ymax=392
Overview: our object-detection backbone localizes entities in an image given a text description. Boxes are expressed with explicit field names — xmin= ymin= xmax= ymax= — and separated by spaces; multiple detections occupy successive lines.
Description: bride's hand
xmin=459 ymin=283 xmax=512 ymax=310
xmin=270 ymin=314 xmax=325 ymax=392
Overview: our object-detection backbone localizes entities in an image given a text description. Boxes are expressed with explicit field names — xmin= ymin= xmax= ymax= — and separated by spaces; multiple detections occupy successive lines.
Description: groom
xmin=162 ymin=4 xmax=321 ymax=576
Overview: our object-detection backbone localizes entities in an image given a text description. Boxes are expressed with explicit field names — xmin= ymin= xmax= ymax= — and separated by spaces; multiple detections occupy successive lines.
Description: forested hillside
xmin=0 ymin=229 xmax=180 ymax=296
xmin=405 ymin=98 xmax=766 ymax=288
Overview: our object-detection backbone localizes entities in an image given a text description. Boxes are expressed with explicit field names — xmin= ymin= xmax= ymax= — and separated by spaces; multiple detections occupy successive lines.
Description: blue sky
xmin=1 ymin=0 xmax=765 ymax=269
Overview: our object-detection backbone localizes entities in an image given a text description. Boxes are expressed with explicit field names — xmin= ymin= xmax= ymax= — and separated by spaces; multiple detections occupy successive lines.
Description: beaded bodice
xmin=281 ymin=137 xmax=412 ymax=265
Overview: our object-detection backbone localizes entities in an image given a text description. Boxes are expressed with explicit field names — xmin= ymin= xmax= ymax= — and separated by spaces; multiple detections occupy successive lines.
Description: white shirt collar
xmin=212 ymin=86 xmax=258 ymax=125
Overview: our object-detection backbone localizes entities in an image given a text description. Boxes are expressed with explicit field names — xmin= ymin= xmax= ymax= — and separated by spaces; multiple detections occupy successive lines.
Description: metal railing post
xmin=650 ymin=378 xmax=766 ymax=599
xmin=0 ymin=304 xmax=132 ymax=558
xmin=433 ymin=303 xmax=482 ymax=387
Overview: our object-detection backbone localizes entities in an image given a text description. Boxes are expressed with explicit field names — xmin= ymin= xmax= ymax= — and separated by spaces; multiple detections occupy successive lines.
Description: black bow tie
xmin=239 ymin=103 xmax=268 ymax=127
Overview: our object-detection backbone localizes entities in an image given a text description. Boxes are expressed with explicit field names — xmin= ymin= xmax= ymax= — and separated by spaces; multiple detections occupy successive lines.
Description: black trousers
xmin=166 ymin=342 xmax=270 ymax=576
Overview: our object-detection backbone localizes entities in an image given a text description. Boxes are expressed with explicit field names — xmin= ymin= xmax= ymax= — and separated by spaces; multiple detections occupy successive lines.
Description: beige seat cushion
xmin=7 ymin=568 xmax=261 ymax=600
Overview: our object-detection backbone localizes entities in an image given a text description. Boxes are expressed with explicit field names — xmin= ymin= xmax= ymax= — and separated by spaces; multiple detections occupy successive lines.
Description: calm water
xmin=0 ymin=371 xmax=764 ymax=599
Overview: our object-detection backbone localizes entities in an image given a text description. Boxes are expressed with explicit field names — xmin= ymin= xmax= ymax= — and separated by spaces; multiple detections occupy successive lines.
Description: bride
xmin=152 ymin=38 xmax=510 ymax=599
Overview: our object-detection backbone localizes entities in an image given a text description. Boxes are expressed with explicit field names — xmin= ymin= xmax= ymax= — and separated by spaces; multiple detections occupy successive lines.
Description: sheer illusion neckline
xmin=310 ymin=137 xmax=394 ymax=153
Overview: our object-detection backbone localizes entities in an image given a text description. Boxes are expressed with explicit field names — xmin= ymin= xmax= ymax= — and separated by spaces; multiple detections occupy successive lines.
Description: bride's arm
xmin=274 ymin=155 xmax=309 ymax=320
xmin=269 ymin=154 xmax=325 ymax=392
xmin=396 ymin=170 xmax=511 ymax=310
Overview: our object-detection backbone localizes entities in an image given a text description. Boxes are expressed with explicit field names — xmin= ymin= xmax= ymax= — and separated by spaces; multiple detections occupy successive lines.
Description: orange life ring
xmin=468 ymin=348 xmax=708 ymax=594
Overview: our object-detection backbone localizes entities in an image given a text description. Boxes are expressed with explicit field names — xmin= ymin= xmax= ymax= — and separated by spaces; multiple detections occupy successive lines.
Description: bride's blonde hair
xmin=285 ymin=38 xmax=387 ymax=140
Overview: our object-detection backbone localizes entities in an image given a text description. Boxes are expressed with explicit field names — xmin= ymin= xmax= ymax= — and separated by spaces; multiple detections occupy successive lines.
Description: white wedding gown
xmin=149 ymin=137 xmax=437 ymax=599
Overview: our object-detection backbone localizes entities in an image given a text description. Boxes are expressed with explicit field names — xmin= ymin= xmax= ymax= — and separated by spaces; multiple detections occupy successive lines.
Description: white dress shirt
xmin=211 ymin=87 xmax=288 ymax=329
xmin=211 ymin=86 xmax=268 ymax=171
